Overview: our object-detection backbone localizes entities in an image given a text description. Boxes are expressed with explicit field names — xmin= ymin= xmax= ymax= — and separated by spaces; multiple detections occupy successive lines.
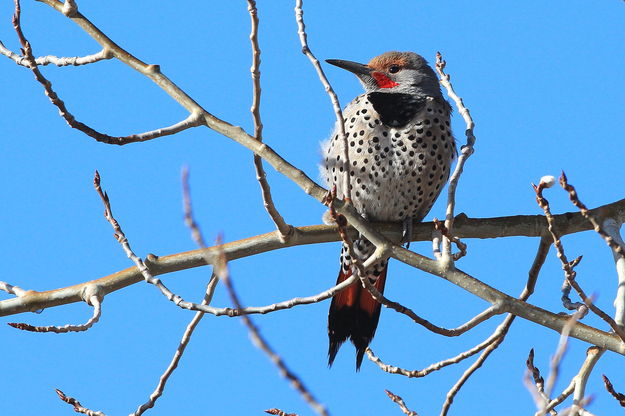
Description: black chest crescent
xmin=367 ymin=92 xmax=427 ymax=128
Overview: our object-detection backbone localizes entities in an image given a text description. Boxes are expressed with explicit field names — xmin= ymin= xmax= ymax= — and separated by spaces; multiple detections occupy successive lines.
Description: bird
xmin=321 ymin=51 xmax=456 ymax=370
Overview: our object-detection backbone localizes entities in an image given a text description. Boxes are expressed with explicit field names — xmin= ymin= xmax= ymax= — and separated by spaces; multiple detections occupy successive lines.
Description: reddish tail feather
xmin=327 ymin=263 xmax=388 ymax=370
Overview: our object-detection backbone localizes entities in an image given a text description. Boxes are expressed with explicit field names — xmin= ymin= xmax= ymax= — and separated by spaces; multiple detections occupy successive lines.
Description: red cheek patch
xmin=372 ymin=71 xmax=399 ymax=88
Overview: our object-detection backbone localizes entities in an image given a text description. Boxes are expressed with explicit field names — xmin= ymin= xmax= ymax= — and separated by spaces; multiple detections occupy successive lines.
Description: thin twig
xmin=247 ymin=0 xmax=292 ymax=240
xmin=536 ymin=347 xmax=602 ymax=416
xmin=603 ymin=374 xmax=625 ymax=408
xmin=183 ymin=171 xmax=328 ymax=416
xmin=10 ymin=0 xmax=201 ymax=145
xmin=0 ymin=280 xmax=27 ymax=297
xmin=433 ymin=218 xmax=467 ymax=261
xmin=525 ymin=349 xmax=557 ymax=414
xmin=545 ymin=301 xmax=587 ymax=399
xmin=94 ymin=170 xmax=189 ymax=304
xmin=294 ymin=0 xmax=351 ymax=202
xmin=560 ymin=173 xmax=625 ymax=327
xmin=538 ymin=381 xmax=575 ymax=416
xmin=0 ymin=41 xmax=112 ymax=67
xmin=560 ymin=172 xmax=625 ymax=259
xmin=385 ymin=390 xmax=419 ymax=416
xmin=568 ymin=347 xmax=603 ymax=416
xmin=367 ymin=325 xmax=501 ymax=378
xmin=434 ymin=52 xmax=475 ymax=265
xmin=534 ymin=175 xmax=625 ymax=341
xmin=8 ymin=293 xmax=102 ymax=333
xmin=55 ymin=389 xmax=106 ymax=416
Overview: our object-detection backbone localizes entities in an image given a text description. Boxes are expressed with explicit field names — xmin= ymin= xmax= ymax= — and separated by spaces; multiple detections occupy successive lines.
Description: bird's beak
xmin=325 ymin=59 xmax=371 ymax=76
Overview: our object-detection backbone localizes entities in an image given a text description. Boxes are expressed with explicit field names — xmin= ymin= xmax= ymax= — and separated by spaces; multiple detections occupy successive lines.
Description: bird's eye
xmin=388 ymin=65 xmax=401 ymax=74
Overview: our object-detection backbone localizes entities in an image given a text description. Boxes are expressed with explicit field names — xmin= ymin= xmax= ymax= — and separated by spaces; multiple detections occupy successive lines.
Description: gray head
xmin=326 ymin=51 xmax=442 ymax=98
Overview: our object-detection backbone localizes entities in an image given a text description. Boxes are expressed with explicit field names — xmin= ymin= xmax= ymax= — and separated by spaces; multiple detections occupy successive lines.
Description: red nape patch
xmin=372 ymin=72 xmax=399 ymax=89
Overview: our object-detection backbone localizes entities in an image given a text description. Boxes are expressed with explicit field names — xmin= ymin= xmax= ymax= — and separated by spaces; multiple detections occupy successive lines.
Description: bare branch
xmin=0 ymin=40 xmax=112 ymax=67
xmin=367 ymin=324 xmax=500 ymax=378
xmin=529 ymin=318 xmax=603 ymax=416
xmin=11 ymin=1 xmax=202 ymax=145
xmin=526 ymin=236 xmax=552 ymax=296
xmin=544 ymin=307 xmax=587 ymax=403
xmin=435 ymin=52 xmax=476 ymax=264
xmin=433 ymin=218 xmax=467 ymax=261
xmin=560 ymin=172 xmax=625 ymax=258
xmin=569 ymin=347 xmax=603 ymax=416
xmin=385 ymin=390 xmax=419 ymax=416
xmin=247 ymin=0 xmax=293 ymax=240
xmin=55 ymin=389 xmax=106 ymax=416
xmin=294 ymin=0 xmax=351 ymax=201
xmin=8 ymin=291 xmax=102 ymax=333
xmin=534 ymin=176 xmax=625 ymax=341
xmin=3 ymin=202 xmax=625 ymax=355
xmin=560 ymin=173 xmax=625 ymax=327
xmin=4 ymin=201 xmax=624 ymax=318
xmin=538 ymin=382 xmax=575 ymax=416
xmin=535 ymin=347 xmax=602 ymax=416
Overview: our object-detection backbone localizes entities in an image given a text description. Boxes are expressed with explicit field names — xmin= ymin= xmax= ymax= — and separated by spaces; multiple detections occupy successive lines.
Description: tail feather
xmin=327 ymin=260 xmax=388 ymax=370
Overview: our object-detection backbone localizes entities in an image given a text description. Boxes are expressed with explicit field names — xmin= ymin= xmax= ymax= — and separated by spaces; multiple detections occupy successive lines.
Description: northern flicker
xmin=322 ymin=51 xmax=456 ymax=369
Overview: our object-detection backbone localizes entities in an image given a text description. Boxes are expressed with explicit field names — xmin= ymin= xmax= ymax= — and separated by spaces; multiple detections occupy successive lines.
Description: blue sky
xmin=1 ymin=1 xmax=624 ymax=415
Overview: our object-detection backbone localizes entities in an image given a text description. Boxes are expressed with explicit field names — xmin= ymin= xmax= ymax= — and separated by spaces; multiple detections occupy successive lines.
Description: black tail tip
xmin=328 ymin=341 xmax=340 ymax=368
xmin=355 ymin=347 xmax=365 ymax=371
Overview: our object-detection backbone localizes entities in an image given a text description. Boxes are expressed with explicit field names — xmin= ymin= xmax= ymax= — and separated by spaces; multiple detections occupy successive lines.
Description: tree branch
xmin=294 ymin=0 xmax=351 ymax=201
xmin=434 ymin=52 xmax=475 ymax=263
xmin=247 ymin=0 xmax=293 ymax=240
